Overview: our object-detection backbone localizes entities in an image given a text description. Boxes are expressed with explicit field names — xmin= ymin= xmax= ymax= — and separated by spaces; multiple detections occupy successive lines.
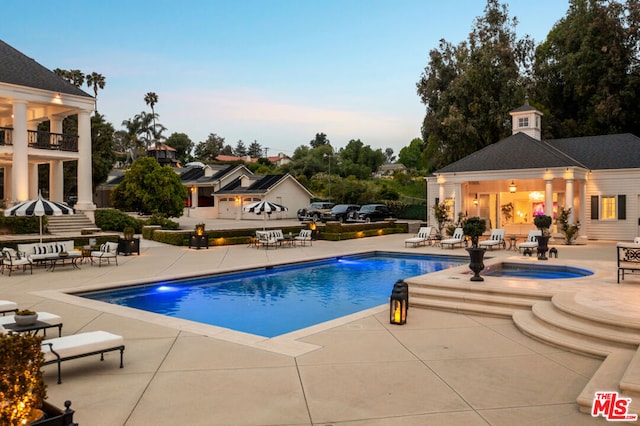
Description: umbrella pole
xmin=39 ymin=216 xmax=43 ymax=244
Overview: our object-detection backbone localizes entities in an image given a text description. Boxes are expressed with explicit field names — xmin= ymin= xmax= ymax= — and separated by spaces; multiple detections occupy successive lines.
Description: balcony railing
xmin=0 ymin=127 xmax=79 ymax=152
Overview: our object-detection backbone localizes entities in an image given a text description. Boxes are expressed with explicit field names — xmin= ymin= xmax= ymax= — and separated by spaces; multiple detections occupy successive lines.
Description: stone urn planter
xmin=533 ymin=214 xmax=553 ymax=261
xmin=463 ymin=217 xmax=487 ymax=282
xmin=15 ymin=309 xmax=38 ymax=326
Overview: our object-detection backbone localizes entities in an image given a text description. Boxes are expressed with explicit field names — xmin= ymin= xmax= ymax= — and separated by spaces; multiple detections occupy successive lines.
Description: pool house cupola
xmin=509 ymin=97 xmax=543 ymax=141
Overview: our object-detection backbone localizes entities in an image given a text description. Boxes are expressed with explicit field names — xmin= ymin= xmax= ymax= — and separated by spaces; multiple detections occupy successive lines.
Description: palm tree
xmin=67 ymin=69 xmax=85 ymax=88
xmin=144 ymin=92 xmax=159 ymax=147
xmin=86 ymin=72 xmax=106 ymax=113
xmin=121 ymin=117 xmax=145 ymax=162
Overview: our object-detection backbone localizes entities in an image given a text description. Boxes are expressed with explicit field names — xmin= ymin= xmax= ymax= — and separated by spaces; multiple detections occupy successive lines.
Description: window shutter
xmin=618 ymin=195 xmax=626 ymax=220
xmin=590 ymin=195 xmax=599 ymax=220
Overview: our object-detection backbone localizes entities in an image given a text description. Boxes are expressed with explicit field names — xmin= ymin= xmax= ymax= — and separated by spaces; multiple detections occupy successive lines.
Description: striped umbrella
xmin=243 ymin=200 xmax=287 ymax=230
xmin=4 ymin=192 xmax=74 ymax=243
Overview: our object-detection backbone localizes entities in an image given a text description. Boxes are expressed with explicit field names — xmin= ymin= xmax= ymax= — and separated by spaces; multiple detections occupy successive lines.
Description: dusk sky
xmin=4 ymin=1 xmax=569 ymax=157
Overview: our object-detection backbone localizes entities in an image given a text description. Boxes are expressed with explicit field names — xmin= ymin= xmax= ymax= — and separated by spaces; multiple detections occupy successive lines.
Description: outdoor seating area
xmin=617 ymin=241 xmax=640 ymax=283
xmin=440 ymin=227 xmax=466 ymax=249
xmin=0 ymin=304 xmax=125 ymax=384
xmin=404 ymin=226 xmax=434 ymax=247
xmin=479 ymin=229 xmax=506 ymax=250
xmin=90 ymin=242 xmax=119 ymax=267
xmin=254 ymin=229 xmax=309 ymax=249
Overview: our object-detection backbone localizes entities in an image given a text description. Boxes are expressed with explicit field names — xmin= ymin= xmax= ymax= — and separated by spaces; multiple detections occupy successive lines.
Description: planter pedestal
xmin=466 ymin=247 xmax=486 ymax=281
xmin=536 ymin=235 xmax=550 ymax=260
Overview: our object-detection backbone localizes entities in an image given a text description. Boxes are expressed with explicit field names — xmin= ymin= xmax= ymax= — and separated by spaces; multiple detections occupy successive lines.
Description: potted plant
xmin=0 ymin=332 xmax=76 ymax=425
xmin=15 ymin=309 xmax=38 ymax=326
xmin=533 ymin=214 xmax=553 ymax=260
xmin=463 ymin=217 xmax=487 ymax=281
xmin=432 ymin=202 xmax=448 ymax=239
xmin=118 ymin=226 xmax=140 ymax=255
xmin=555 ymin=207 xmax=580 ymax=245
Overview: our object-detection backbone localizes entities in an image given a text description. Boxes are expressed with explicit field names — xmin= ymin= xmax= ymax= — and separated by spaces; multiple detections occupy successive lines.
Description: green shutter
xmin=618 ymin=195 xmax=626 ymax=220
xmin=590 ymin=195 xmax=599 ymax=220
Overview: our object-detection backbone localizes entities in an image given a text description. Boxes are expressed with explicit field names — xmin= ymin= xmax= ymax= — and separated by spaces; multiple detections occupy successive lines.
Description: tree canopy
xmin=111 ymin=157 xmax=187 ymax=217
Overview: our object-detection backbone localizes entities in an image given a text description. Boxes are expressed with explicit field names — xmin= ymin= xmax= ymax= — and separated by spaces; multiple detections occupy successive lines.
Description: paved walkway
xmin=2 ymin=221 xmax=633 ymax=425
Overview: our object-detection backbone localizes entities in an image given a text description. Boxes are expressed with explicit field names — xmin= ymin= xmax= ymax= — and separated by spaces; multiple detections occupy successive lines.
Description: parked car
xmin=297 ymin=202 xmax=335 ymax=222
xmin=356 ymin=204 xmax=396 ymax=223
xmin=321 ymin=204 xmax=360 ymax=223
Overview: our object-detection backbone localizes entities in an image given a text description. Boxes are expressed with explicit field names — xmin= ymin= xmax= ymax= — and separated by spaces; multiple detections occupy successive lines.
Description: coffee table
xmin=47 ymin=252 xmax=82 ymax=271
xmin=2 ymin=312 xmax=63 ymax=337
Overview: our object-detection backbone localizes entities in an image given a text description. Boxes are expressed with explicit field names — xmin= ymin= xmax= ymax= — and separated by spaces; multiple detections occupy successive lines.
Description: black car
xmin=356 ymin=204 xmax=395 ymax=223
xmin=321 ymin=204 xmax=360 ymax=223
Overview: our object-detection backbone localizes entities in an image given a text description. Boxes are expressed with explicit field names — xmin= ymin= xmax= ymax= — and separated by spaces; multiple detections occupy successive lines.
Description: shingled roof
xmin=0 ymin=40 xmax=92 ymax=98
xmin=436 ymin=131 xmax=640 ymax=174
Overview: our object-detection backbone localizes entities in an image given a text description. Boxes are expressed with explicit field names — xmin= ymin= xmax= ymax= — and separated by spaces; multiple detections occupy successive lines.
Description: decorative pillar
xmin=453 ymin=183 xmax=462 ymax=220
xmin=579 ymin=179 xmax=587 ymax=239
xmin=74 ymin=109 xmax=96 ymax=221
xmin=50 ymin=160 xmax=64 ymax=202
xmin=565 ymin=179 xmax=574 ymax=224
xmin=545 ymin=179 xmax=554 ymax=218
xmin=11 ymin=100 xmax=29 ymax=203
xmin=28 ymin=163 xmax=38 ymax=198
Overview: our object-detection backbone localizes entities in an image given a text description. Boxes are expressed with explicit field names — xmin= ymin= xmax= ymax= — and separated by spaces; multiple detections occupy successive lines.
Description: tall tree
xmin=144 ymin=92 xmax=159 ymax=146
xmin=247 ymin=140 xmax=263 ymax=157
xmin=193 ymin=133 xmax=225 ymax=162
xmin=310 ymin=132 xmax=330 ymax=148
xmin=234 ymin=140 xmax=247 ymax=157
xmin=86 ymin=72 xmax=106 ymax=113
xmin=384 ymin=148 xmax=396 ymax=164
xmin=533 ymin=0 xmax=640 ymax=137
xmin=398 ymin=138 xmax=426 ymax=170
xmin=416 ymin=0 xmax=532 ymax=170
xmin=53 ymin=68 xmax=85 ymax=88
xmin=90 ymin=113 xmax=116 ymax=190
xmin=165 ymin=132 xmax=194 ymax=165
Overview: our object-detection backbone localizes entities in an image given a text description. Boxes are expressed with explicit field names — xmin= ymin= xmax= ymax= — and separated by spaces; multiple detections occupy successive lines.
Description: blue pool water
xmin=80 ymin=252 xmax=466 ymax=338
xmin=483 ymin=263 xmax=593 ymax=279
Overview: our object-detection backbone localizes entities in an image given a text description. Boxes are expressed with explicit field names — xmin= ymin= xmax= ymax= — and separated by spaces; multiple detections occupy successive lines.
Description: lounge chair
xmin=1 ymin=247 xmax=33 ymax=276
xmin=0 ymin=300 xmax=18 ymax=315
xmin=404 ymin=227 xmax=433 ymax=247
xmin=441 ymin=228 xmax=466 ymax=249
xmin=295 ymin=229 xmax=313 ymax=246
xmin=42 ymin=330 xmax=125 ymax=384
xmin=255 ymin=230 xmax=278 ymax=249
xmin=90 ymin=242 xmax=119 ymax=266
xmin=479 ymin=229 xmax=506 ymax=250
xmin=517 ymin=230 xmax=542 ymax=253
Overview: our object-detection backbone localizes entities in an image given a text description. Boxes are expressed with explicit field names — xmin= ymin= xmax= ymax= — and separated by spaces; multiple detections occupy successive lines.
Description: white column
xmin=29 ymin=164 xmax=39 ymax=198
xmin=4 ymin=165 xmax=12 ymax=204
xmin=453 ymin=183 xmax=462 ymax=220
xmin=545 ymin=179 xmax=554 ymax=218
xmin=579 ymin=179 xmax=587 ymax=239
xmin=74 ymin=110 xmax=96 ymax=220
xmin=191 ymin=187 xmax=198 ymax=208
xmin=565 ymin=179 xmax=574 ymax=224
xmin=50 ymin=160 xmax=64 ymax=202
xmin=11 ymin=100 xmax=29 ymax=203
xmin=438 ymin=184 xmax=445 ymax=204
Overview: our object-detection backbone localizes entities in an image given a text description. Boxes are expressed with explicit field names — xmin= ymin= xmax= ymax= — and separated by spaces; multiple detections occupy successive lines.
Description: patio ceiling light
xmin=509 ymin=181 xmax=517 ymax=193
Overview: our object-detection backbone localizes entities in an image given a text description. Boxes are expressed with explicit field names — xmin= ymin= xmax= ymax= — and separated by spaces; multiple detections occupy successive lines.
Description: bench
xmin=617 ymin=242 xmax=640 ymax=283
xmin=17 ymin=240 xmax=78 ymax=264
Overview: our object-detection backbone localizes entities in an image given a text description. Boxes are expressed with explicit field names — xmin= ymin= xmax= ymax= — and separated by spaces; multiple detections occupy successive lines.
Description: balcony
xmin=0 ymin=127 xmax=78 ymax=152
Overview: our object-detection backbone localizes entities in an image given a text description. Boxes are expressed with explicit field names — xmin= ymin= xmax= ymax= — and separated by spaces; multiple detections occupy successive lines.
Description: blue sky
xmin=4 ymin=1 xmax=569 ymax=157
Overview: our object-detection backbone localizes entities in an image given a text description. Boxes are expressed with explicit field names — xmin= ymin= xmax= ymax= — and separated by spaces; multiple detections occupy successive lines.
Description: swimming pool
xmin=80 ymin=252 xmax=466 ymax=338
xmin=483 ymin=262 xmax=593 ymax=279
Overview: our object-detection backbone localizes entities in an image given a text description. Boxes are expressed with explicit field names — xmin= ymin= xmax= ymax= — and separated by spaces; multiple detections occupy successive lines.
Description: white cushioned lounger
xmin=42 ymin=330 xmax=125 ymax=384
xmin=0 ymin=300 xmax=18 ymax=315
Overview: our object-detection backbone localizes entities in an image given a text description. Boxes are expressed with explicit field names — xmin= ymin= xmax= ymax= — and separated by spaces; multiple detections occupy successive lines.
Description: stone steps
xmin=46 ymin=214 xmax=96 ymax=234
xmin=407 ymin=280 xmax=640 ymax=416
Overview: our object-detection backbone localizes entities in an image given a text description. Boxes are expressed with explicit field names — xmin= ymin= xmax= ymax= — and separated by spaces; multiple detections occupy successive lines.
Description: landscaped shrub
xmin=0 ymin=216 xmax=39 ymax=234
xmin=95 ymin=209 xmax=143 ymax=233
xmin=144 ymin=214 xmax=179 ymax=230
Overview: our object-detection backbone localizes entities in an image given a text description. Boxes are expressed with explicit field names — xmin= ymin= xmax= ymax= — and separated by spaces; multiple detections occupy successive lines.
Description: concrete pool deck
xmin=2 ymin=220 xmax=637 ymax=425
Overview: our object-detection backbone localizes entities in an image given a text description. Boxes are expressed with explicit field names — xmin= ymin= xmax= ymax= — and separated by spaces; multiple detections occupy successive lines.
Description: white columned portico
xmin=579 ymin=179 xmax=587 ymax=239
xmin=11 ymin=100 xmax=29 ymax=203
xmin=544 ymin=179 xmax=554 ymax=218
xmin=565 ymin=179 xmax=574 ymax=224
xmin=49 ymin=117 xmax=64 ymax=202
xmin=453 ymin=184 xmax=462 ymax=220
xmin=438 ymin=183 xmax=445 ymax=204
xmin=74 ymin=109 xmax=96 ymax=221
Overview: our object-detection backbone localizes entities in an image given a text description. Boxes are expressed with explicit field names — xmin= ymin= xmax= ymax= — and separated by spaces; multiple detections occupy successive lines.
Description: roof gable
xmin=437 ymin=132 xmax=582 ymax=173
xmin=0 ymin=40 xmax=92 ymax=98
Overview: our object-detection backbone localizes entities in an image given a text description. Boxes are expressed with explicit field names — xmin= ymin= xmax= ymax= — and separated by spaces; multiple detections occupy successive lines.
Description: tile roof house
xmin=0 ymin=40 xmax=96 ymax=220
xmin=427 ymin=99 xmax=640 ymax=241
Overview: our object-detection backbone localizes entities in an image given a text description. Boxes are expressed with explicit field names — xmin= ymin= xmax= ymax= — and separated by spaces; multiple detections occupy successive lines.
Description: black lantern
xmin=389 ymin=280 xmax=408 ymax=325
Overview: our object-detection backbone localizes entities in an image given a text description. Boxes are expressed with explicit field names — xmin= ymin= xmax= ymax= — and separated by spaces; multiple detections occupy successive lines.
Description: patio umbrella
xmin=243 ymin=200 xmax=287 ymax=230
xmin=4 ymin=191 xmax=74 ymax=243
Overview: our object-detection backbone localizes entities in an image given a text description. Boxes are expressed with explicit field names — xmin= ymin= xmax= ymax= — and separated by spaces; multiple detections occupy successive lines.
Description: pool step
xmin=409 ymin=287 xmax=538 ymax=317
xmin=532 ymin=300 xmax=640 ymax=347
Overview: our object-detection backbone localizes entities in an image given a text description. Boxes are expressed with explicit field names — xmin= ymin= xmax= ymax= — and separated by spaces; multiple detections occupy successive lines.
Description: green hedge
xmin=0 ymin=216 xmax=40 ymax=234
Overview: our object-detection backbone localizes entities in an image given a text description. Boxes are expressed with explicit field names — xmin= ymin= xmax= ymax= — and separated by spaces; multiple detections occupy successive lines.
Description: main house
xmin=427 ymin=100 xmax=640 ymax=241
xmin=0 ymin=40 xmax=96 ymax=220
